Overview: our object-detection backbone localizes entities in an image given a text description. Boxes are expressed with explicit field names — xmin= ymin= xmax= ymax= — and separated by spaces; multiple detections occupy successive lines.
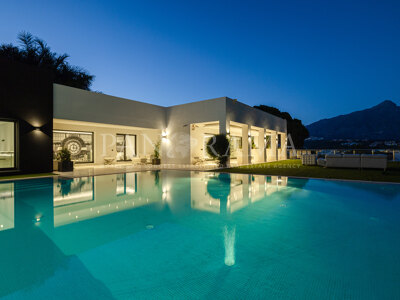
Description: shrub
xmin=206 ymin=134 xmax=230 ymax=167
xmin=57 ymin=148 xmax=71 ymax=162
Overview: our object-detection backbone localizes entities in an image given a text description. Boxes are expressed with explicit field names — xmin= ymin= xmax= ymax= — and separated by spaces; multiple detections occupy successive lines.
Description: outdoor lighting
xmin=34 ymin=127 xmax=41 ymax=132
xmin=162 ymin=130 xmax=168 ymax=139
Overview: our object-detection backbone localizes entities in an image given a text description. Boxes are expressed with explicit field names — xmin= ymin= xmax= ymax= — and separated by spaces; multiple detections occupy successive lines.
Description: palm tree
xmin=0 ymin=32 xmax=94 ymax=90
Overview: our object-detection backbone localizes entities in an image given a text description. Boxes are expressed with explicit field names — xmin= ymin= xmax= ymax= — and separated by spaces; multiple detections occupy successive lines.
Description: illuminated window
xmin=230 ymin=136 xmax=242 ymax=152
xmin=265 ymin=135 xmax=272 ymax=149
xmin=116 ymin=134 xmax=136 ymax=161
xmin=250 ymin=136 xmax=261 ymax=149
xmin=0 ymin=121 xmax=16 ymax=169
xmin=278 ymin=134 xmax=282 ymax=149
xmin=53 ymin=130 xmax=94 ymax=163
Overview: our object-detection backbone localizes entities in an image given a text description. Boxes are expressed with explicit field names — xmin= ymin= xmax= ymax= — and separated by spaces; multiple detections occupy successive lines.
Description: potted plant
xmin=206 ymin=134 xmax=230 ymax=168
xmin=57 ymin=148 xmax=74 ymax=172
xmin=152 ymin=140 xmax=161 ymax=165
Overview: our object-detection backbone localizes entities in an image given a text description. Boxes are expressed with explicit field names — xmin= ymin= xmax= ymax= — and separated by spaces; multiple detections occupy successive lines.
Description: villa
xmin=0 ymin=60 xmax=287 ymax=175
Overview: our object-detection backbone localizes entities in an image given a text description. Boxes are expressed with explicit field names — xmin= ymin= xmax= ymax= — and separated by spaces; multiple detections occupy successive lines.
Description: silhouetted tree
xmin=206 ymin=134 xmax=230 ymax=167
xmin=254 ymin=105 xmax=309 ymax=148
xmin=0 ymin=32 xmax=94 ymax=90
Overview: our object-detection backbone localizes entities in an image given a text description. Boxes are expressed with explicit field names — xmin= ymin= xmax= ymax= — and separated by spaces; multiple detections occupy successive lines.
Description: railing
xmin=289 ymin=149 xmax=400 ymax=161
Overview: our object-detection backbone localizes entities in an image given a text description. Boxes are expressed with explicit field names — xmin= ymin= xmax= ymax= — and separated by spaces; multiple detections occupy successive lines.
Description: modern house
xmin=0 ymin=60 xmax=287 ymax=175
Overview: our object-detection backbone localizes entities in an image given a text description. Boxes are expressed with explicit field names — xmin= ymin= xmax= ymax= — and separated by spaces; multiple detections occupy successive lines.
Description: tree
xmin=254 ymin=105 xmax=309 ymax=148
xmin=206 ymin=134 xmax=230 ymax=167
xmin=0 ymin=32 xmax=94 ymax=90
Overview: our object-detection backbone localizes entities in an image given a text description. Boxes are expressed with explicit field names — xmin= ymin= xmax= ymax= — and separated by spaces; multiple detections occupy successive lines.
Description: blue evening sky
xmin=1 ymin=0 xmax=399 ymax=124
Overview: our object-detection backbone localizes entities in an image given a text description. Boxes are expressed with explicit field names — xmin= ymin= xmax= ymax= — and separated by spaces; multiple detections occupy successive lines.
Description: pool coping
xmin=1 ymin=169 xmax=399 ymax=185
xmin=0 ymin=174 xmax=58 ymax=182
xmin=216 ymin=170 xmax=400 ymax=185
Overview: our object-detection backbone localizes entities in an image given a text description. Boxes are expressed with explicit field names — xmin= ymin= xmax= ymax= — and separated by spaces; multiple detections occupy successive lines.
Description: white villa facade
xmin=53 ymin=84 xmax=287 ymax=167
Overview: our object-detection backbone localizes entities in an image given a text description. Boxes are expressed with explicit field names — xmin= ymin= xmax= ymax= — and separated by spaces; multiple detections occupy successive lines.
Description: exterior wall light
xmin=34 ymin=127 xmax=41 ymax=132
xmin=162 ymin=130 xmax=168 ymax=139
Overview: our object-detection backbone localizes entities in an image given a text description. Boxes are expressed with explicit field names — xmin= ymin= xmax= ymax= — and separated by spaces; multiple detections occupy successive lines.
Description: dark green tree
xmin=206 ymin=134 xmax=230 ymax=167
xmin=0 ymin=32 xmax=94 ymax=90
xmin=254 ymin=105 xmax=309 ymax=148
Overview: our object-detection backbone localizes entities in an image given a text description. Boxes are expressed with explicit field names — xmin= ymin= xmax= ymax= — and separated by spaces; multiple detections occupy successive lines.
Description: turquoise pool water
xmin=0 ymin=171 xmax=400 ymax=299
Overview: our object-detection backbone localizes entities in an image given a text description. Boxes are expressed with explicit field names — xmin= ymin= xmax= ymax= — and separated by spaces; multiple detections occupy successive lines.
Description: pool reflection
xmin=0 ymin=171 xmax=304 ymax=298
xmin=191 ymin=173 xmax=288 ymax=214
xmin=0 ymin=182 xmax=14 ymax=231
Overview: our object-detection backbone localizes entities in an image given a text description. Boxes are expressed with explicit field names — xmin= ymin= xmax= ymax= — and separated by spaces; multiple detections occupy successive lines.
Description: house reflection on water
xmin=51 ymin=172 xmax=291 ymax=229
xmin=0 ymin=171 xmax=294 ymax=240
xmin=190 ymin=173 xmax=289 ymax=215
xmin=0 ymin=171 xmax=303 ymax=297
xmin=0 ymin=182 xmax=14 ymax=231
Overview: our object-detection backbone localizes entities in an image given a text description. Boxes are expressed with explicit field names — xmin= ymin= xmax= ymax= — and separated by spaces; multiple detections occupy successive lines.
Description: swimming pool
xmin=0 ymin=171 xmax=399 ymax=299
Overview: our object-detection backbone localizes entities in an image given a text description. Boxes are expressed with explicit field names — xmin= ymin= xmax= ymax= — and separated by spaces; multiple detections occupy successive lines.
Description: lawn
xmin=0 ymin=172 xmax=55 ymax=181
xmin=223 ymin=159 xmax=400 ymax=183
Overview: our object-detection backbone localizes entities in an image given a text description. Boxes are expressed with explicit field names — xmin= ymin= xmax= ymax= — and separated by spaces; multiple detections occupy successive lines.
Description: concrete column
xmin=281 ymin=133 xmax=287 ymax=160
xmin=277 ymin=133 xmax=287 ymax=160
xmin=248 ymin=126 xmax=252 ymax=164
xmin=219 ymin=119 xmax=227 ymax=135
xmin=258 ymin=129 xmax=264 ymax=163
xmin=219 ymin=119 xmax=230 ymax=166
xmin=263 ymin=129 xmax=267 ymax=162
xmin=270 ymin=131 xmax=277 ymax=161
xmin=242 ymin=124 xmax=249 ymax=164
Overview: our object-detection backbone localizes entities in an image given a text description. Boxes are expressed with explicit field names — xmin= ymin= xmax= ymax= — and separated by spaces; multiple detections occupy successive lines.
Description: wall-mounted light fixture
xmin=162 ymin=130 xmax=168 ymax=139
xmin=34 ymin=127 xmax=41 ymax=132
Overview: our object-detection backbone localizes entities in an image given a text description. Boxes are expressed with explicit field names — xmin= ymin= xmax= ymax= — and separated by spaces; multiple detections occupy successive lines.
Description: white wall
xmin=53 ymin=85 xmax=288 ymax=165
xmin=163 ymin=98 xmax=226 ymax=164
xmin=54 ymin=84 xmax=166 ymax=129
xmin=226 ymin=98 xmax=287 ymax=133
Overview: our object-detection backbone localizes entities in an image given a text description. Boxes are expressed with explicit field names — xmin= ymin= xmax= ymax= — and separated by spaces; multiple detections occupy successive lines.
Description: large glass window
xmin=116 ymin=134 xmax=136 ymax=161
xmin=230 ymin=136 xmax=242 ymax=152
xmin=265 ymin=135 xmax=272 ymax=149
xmin=53 ymin=130 xmax=94 ymax=163
xmin=250 ymin=136 xmax=259 ymax=149
xmin=278 ymin=134 xmax=282 ymax=149
xmin=0 ymin=121 xmax=15 ymax=169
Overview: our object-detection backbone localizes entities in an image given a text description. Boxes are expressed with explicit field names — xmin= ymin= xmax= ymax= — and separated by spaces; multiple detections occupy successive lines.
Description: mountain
xmin=307 ymin=100 xmax=400 ymax=140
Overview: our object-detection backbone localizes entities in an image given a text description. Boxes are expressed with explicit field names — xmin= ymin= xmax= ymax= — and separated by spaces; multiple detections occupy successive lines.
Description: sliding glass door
xmin=116 ymin=134 xmax=136 ymax=161
xmin=0 ymin=121 xmax=16 ymax=169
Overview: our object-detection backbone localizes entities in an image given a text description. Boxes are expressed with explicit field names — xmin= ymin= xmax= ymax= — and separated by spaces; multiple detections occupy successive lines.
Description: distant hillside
xmin=307 ymin=100 xmax=400 ymax=140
